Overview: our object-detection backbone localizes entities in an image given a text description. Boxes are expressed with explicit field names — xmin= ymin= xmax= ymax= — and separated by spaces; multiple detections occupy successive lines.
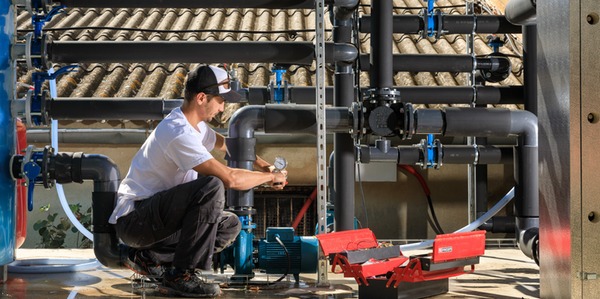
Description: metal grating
xmin=251 ymin=186 xmax=317 ymax=239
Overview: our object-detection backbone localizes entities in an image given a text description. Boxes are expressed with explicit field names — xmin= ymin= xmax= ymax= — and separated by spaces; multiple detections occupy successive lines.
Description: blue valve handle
xmin=21 ymin=146 xmax=43 ymax=211
xmin=273 ymin=69 xmax=286 ymax=104
xmin=32 ymin=5 xmax=65 ymax=39
xmin=426 ymin=134 xmax=436 ymax=167
xmin=426 ymin=0 xmax=435 ymax=37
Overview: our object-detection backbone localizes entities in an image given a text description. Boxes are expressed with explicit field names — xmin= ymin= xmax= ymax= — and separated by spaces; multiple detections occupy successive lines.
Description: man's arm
xmin=214 ymin=132 xmax=274 ymax=173
xmin=193 ymin=158 xmax=286 ymax=191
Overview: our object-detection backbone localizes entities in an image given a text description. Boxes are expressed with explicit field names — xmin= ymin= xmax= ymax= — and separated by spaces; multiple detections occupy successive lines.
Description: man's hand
xmin=270 ymin=172 xmax=287 ymax=190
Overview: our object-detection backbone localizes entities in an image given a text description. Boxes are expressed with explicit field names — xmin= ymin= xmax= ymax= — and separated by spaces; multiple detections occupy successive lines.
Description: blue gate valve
xmin=486 ymin=35 xmax=505 ymax=53
xmin=270 ymin=65 xmax=288 ymax=104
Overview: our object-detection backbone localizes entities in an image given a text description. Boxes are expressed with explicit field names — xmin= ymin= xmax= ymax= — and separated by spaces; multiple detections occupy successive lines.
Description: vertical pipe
xmin=333 ymin=3 xmax=356 ymax=232
xmin=475 ymin=137 xmax=489 ymax=218
xmin=523 ymin=25 xmax=537 ymax=115
xmin=334 ymin=68 xmax=355 ymax=232
xmin=0 ymin=0 xmax=16 ymax=268
xmin=370 ymin=0 xmax=393 ymax=88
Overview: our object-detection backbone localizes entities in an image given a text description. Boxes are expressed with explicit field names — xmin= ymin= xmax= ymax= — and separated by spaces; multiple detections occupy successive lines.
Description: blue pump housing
xmin=257 ymin=227 xmax=319 ymax=277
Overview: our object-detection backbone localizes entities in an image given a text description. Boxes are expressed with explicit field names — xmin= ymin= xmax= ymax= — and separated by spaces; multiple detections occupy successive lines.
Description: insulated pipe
xmin=226 ymin=105 xmax=352 ymax=209
xmin=47 ymin=98 xmax=182 ymax=120
xmin=359 ymin=54 xmax=511 ymax=73
xmin=248 ymin=86 xmax=524 ymax=105
xmin=55 ymin=0 xmax=317 ymax=8
xmin=370 ymin=0 xmax=393 ymax=88
xmin=48 ymin=41 xmax=356 ymax=65
xmin=415 ymin=107 xmax=538 ymax=259
xmin=359 ymin=15 xmax=521 ymax=34
xmin=505 ymin=0 xmax=536 ymax=25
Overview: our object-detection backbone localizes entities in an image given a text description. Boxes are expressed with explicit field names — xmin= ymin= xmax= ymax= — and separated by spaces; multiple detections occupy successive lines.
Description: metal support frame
xmin=0 ymin=0 xmax=16 ymax=269
xmin=315 ymin=0 xmax=329 ymax=286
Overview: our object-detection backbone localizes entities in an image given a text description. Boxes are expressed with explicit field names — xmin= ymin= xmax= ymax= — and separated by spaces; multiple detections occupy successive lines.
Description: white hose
xmin=400 ymin=187 xmax=515 ymax=252
xmin=46 ymin=70 xmax=93 ymax=241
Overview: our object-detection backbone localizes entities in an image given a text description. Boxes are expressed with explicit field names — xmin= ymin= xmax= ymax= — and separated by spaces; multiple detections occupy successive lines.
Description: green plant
xmin=33 ymin=204 xmax=70 ymax=248
xmin=33 ymin=203 xmax=93 ymax=249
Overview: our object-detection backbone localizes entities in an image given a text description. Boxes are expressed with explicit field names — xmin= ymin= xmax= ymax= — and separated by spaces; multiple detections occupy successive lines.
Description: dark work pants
xmin=115 ymin=176 xmax=241 ymax=270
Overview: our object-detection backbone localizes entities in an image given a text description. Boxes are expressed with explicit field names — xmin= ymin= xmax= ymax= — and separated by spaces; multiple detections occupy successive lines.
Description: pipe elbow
xmin=334 ymin=43 xmax=358 ymax=64
xmin=228 ymin=105 xmax=265 ymax=139
xmin=505 ymin=0 xmax=536 ymax=25
xmin=510 ymin=110 xmax=538 ymax=146
xmin=80 ymin=154 xmax=121 ymax=192
xmin=333 ymin=0 xmax=359 ymax=20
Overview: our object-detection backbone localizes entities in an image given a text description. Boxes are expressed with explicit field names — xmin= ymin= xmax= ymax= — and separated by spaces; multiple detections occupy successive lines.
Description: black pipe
xmin=49 ymin=41 xmax=356 ymax=65
xmin=523 ymin=25 xmax=537 ymax=115
xmin=359 ymin=144 xmax=512 ymax=164
xmin=56 ymin=0 xmax=317 ymax=8
xmin=248 ymin=86 xmax=524 ymax=105
xmin=505 ymin=0 xmax=536 ymax=25
xmin=47 ymin=98 xmax=181 ymax=120
xmin=52 ymin=152 xmax=125 ymax=268
xmin=359 ymin=15 xmax=521 ymax=34
xmin=333 ymin=0 xmax=357 ymax=232
xmin=370 ymin=0 xmax=393 ymax=88
xmin=359 ymin=54 xmax=511 ymax=73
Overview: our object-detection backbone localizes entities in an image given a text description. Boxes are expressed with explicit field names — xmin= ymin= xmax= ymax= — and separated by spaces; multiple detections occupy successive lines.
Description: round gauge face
xmin=274 ymin=157 xmax=287 ymax=170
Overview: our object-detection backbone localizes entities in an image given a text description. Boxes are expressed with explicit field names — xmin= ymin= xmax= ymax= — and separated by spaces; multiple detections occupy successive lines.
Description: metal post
xmin=0 ymin=0 xmax=16 ymax=268
xmin=465 ymin=0 xmax=477 ymax=223
xmin=315 ymin=0 xmax=328 ymax=286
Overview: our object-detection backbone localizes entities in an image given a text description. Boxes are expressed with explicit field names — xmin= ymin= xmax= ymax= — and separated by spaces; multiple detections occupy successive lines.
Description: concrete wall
xmin=21 ymin=142 xmax=514 ymax=248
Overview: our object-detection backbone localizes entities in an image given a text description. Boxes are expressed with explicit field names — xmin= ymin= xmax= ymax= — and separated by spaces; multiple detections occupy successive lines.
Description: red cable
xmin=398 ymin=165 xmax=431 ymax=196
xmin=291 ymin=187 xmax=318 ymax=230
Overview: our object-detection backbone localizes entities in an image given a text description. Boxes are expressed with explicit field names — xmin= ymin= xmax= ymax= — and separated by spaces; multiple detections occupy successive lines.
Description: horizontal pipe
xmin=56 ymin=0 xmax=318 ymax=8
xmin=359 ymin=144 xmax=512 ymax=164
xmin=47 ymin=98 xmax=181 ymax=120
xmin=360 ymin=54 xmax=509 ymax=73
xmin=264 ymin=104 xmax=352 ymax=134
xmin=359 ymin=15 xmax=521 ymax=34
xmin=248 ymin=86 xmax=524 ymax=105
xmin=49 ymin=41 xmax=355 ymax=65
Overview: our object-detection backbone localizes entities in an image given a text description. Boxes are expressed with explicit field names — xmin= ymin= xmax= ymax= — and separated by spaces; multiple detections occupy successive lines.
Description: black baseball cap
xmin=185 ymin=65 xmax=242 ymax=102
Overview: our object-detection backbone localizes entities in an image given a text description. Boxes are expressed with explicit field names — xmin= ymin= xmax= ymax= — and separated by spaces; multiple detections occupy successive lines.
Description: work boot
xmin=124 ymin=248 xmax=165 ymax=281
xmin=160 ymin=268 xmax=221 ymax=298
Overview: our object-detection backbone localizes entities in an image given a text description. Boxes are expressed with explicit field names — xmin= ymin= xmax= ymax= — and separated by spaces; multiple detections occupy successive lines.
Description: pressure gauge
xmin=273 ymin=156 xmax=287 ymax=171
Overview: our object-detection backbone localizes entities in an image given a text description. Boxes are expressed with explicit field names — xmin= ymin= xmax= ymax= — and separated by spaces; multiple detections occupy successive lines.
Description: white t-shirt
xmin=109 ymin=107 xmax=217 ymax=224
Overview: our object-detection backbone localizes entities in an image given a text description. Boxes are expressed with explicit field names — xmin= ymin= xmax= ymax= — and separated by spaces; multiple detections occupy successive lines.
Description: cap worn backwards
xmin=186 ymin=65 xmax=242 ymax=103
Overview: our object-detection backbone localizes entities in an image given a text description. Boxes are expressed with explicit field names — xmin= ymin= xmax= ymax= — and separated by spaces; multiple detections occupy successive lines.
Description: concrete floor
xmin=0 ymin=248 xmax=539 ymax=298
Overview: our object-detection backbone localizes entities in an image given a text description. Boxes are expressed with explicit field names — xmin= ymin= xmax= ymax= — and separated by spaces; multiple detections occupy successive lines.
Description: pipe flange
xmin=350 ymin=102 xmax=364 ymax=139
xmin=42 ymin=145 xmax=54 ymax=189
xmin=364 ymin=87 xmax=401 ymax=103
xmin=402 ymin=103 xmax=415 ymax=140
xmin=434 ymin=139 xmax=443 ymax=169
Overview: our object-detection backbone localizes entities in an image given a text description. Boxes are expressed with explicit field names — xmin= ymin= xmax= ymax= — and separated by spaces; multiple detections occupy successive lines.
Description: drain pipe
xmin=333 ymin=0 xmax=358 ymax=231
xmin=413 ymin=108 xmax=538 ymax=259
xmin=360 ymin=15 xmax=521 ymax=34
xmin=52 ymin=152 xmax=125 ymax=268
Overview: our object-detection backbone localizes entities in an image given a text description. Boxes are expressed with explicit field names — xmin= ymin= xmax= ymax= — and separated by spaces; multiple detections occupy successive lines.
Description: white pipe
xmin=400 ymin=187 xmax=515 ymax=251
xmin=47 ymin=69 xmax=94 ymax=242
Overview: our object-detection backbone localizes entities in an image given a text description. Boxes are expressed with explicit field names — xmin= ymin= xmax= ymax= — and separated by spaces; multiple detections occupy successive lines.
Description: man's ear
xmin=196 ymin=92 xmax=207 ymax=105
